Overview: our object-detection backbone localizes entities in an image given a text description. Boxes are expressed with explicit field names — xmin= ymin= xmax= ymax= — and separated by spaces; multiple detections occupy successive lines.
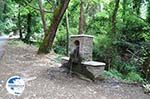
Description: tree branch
xmin=27 ymin=3 xmax=53 ymax=13
xmin=38 ymin=0 xmax=48 ymax=34
xmin=131 ymin=12 xmax=148 ymax=23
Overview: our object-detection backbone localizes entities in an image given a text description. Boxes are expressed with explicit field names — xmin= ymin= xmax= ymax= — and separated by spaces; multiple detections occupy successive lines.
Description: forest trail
xmin=0 ymin=35 xmax=18 ymax=60
xmin=0 ymin=36 xmax=8 ymax=60
xmin=0 ymin=40 xmax=149 ymax=99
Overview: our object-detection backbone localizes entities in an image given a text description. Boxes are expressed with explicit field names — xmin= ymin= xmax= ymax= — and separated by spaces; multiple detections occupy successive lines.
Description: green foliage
xmin=103 ymin=69 xmax=123 ymax=80
xmin=103 ymin=69 xmax=143 ymax=82
xmin=0 ymin=0 xmax=17 ymax=34
xmin=115 ymin=62 xmax=136 ymax=74
xmin=147 ymin=0 xmax=150 ymax=24
xmin=93 ymin=34 xmax=112 ymax=60
xmin=0 ymin=19 xmax=16 ymax=34
xmin=53 ymin=26 xmax=68 ymax=55
xmin=125 ymin=72 xmax=143 ymax=82
xmin=121 ymin=13 xmax=147 ymax=42
xmin=86 ymin=10 xmax=110 ymax=35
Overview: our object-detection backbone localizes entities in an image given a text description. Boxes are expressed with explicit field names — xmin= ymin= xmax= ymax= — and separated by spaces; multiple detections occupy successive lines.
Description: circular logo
xmin=6 ymin=76 xmax=25 ymax=96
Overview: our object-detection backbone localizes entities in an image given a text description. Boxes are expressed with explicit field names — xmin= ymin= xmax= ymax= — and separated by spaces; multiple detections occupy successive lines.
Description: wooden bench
xmin=61 ymin=57 xmax=106 ymax=77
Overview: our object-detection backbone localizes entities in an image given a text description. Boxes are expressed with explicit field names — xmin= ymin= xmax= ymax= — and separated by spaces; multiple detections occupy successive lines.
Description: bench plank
xmin=82 ymin=61 xmax=105 ymax=67
xmin=61 ymin=57 xmax=105 ymax=67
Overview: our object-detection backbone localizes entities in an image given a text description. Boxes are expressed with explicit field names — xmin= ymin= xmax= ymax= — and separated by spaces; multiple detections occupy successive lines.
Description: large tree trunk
xmin=38 ymin=0 xmax=70 ymax=54
xmin=38 ymin=0 xmax=47 ymax=34
xmin=79 ymin=0 xmax=84 ymax=34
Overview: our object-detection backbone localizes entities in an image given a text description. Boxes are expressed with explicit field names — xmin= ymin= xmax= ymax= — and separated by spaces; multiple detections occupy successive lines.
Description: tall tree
xmin=106 ymin=0 xmax=120 ymax=70
xmin=18 ymin=5 xmax=23 ymax=39
xmin=0 ymin=0 xmax=5 ymax=20
xmin=65 ymin=10 xmax=70 ymax=55
xmin=14 ymin=0 xmax=35 ymax=40
xmin=38 ymin=0 xmax=70 ymax=54
xmin=79 ymin=0 xmax=84 ymax=34
xmin=122 ymin=0 xmax=126 ymax=22
xmin=24 ymin=13 xmax=32 ymax=42
xmin=111 ymin=0 xmax=120 ymax=39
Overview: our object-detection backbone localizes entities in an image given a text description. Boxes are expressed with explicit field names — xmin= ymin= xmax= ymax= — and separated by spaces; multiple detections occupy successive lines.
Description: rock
xmin=143 ymin=84 xmax=150 ymax=94
xmin=23 ymin=77 xmax=37 ymax=82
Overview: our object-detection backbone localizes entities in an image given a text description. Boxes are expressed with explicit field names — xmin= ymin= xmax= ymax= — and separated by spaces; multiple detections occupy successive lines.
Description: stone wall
xmin=69 ymin=35 xmax=93 ymax=61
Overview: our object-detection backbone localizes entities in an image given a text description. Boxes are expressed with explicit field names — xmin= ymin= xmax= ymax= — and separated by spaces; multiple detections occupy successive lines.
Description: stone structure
xmin=69 ymin=35 xmax=94 ymax=61
xmin=62 ymin=34 xmax=106 ymax=80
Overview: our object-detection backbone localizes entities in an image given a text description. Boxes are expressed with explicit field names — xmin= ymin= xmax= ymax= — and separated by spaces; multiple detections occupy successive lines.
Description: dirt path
xmin=0 ymin=40 xmax=150 ymax=99
xmin=0 ymin=36 xmax=8 ymax=59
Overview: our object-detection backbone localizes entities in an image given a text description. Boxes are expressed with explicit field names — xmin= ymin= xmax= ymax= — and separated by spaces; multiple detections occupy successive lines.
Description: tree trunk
xmin=65 ymin=10 xmax=70 ymax=56
xmin=122 ymin=0 xmax=126 ymax=22
xmin=18 ymin=5 xmax=22 ymax=39
xmin=38 ymin=0 xmax=70 ymax=54
xmin=2 ymin=0 xmax=6 ymax=21
xmin=3 ymin=0 xmax=6 ymax=12
xmin=147 ymin=0 xmax=150 ymax=24
xmin=107 ymin=0 xmax=120 ymax=69
xmin=38 ymin=0 xmax=47 ymax=34
xmin=79 ymin=0 xmax=84 ymax=34
xmin=24 ymin=13 xmax=32 ymax=42
xmin=111 ymin=0 xmax=120 ymax=39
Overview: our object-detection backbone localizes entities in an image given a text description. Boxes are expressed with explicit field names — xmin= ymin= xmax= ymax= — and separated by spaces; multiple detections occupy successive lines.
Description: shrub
xmin=125 ymin=72 xmax=143 ymax=82
xmin=103 ymin=69 xmax=123 ymax=80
